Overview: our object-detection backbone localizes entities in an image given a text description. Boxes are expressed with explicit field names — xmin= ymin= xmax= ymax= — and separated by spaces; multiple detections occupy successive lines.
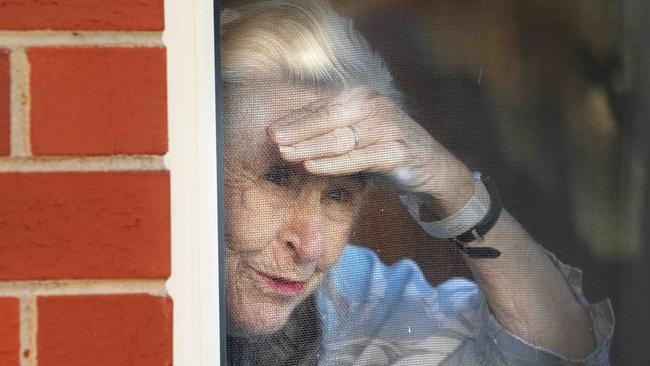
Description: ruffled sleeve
xmin=468 ymin=250 xmax=614 ymax=365
xmin=316 ymin=245 xmax=614 ymax=365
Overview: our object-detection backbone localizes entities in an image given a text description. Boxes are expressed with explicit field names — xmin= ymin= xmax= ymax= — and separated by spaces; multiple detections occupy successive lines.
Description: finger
xmin=303 ymin=141 xmax=408 ymax=176
xmin=279 ymin=121 xmax=392 ymax=162
xmin=268 ymin=88 xmax=377 ymax=146
xmin=278 ymin=126 xmax=356 ymax=162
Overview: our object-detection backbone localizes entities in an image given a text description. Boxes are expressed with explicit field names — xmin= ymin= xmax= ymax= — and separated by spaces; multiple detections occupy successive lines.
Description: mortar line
xmin=0 ymin=31 xmax=163 ymax=48
xmin=9 ymin=48 xmax=31 ymax=157
xmin=0 ymin=279 xmax=168 ymax=297
xmin=19 ymin=296 xmax=36 ymax=366
xmin=0 ymin=155 xmax=167 ymax=172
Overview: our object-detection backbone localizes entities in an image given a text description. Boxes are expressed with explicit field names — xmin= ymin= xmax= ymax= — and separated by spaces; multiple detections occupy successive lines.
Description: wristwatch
xmin=400 ymin=172 xmax=502 ymax=258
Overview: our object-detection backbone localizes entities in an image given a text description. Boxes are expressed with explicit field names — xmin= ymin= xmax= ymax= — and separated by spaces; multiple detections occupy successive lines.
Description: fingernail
xmin=303 ymin=160 xmax=319 ymax=173
xmin=278 ymin=146 xmax=294 ymax=154
xmin=268 ymin=126 xmax=288 ymax=143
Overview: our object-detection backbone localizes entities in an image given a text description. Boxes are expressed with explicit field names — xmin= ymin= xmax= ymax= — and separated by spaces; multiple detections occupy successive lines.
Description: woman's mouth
xmin=262 ymin=274 xmax=305 ymax=295
xmin=250 ymin=267 xmax=307 ymax=296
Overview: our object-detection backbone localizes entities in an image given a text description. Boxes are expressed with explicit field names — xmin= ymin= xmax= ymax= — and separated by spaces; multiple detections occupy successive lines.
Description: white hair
xmin=221 ymin=0 xmax=402 ymax=103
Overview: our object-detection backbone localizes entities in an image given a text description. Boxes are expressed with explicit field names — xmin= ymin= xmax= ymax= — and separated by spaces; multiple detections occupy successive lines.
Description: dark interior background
xmin=223 ymin=1 xmax=650 ymax=364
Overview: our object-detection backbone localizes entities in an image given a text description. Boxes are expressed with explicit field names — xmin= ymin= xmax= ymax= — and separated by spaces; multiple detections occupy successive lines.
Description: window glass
xmin=219 ymin=1 xmax=648 ymax=364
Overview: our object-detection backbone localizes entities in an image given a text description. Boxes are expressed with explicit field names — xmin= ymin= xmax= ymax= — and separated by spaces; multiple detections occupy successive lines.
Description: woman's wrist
xmin=423 ymin=162 xmax=476 ymax=217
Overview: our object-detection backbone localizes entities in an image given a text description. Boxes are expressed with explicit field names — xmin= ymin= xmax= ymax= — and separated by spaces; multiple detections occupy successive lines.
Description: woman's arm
xmin=267 ymin=87 xmax=598 ymax=359
xmin=434 ymin=165 xmax=596 ymax=359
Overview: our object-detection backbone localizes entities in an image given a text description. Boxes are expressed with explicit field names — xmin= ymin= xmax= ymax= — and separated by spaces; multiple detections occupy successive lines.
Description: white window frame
xmin=164 ymin=0 xmax=222 ymax=364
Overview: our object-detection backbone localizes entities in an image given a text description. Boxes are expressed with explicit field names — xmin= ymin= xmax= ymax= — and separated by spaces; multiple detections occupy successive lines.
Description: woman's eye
xmin=325 ymin=187 xmax=351 ymax=203
xmin=264 ymin=165 xmax=291 ymax=185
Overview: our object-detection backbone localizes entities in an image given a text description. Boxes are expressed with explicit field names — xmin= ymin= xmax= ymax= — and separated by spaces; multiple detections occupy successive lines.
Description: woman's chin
xmin=226 ymin=291 xmax=298 ymax=336
xmin=227 ymin=273 xmax=318 ymax=337
xmin=227 ymin=310 xmax=291 ymax=337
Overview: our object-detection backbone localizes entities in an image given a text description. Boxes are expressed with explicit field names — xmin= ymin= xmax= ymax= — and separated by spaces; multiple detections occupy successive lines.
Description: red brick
xmin=0 ymin=171 xmax=170 ymax=280
xmin=0 ymin=49 xmax=9 ymax=156
xmin=38 ymin=294 xmax=172 ymax=366
xmin=29 ymin=47 xmax=167 ymax=156
xmin=0 ymin=0 xmax=163 ymax=31
xmin=0 ymin=297 xmax=19 ymax=366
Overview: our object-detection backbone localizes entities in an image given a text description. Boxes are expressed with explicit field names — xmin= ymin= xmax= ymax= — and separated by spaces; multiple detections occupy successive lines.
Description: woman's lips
xmin=251 ymin=267 xmax=306 ymax=296
xmin=262 ymin=274 xmax=305 ymax=295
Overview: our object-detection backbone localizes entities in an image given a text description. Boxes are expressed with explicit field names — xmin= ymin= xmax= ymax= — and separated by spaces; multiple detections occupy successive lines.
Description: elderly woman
xmin=221 ymin=1 xmax=613 ymax=365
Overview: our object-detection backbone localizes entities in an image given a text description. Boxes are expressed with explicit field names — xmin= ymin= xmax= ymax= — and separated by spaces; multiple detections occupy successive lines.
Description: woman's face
xmin=224 ymin=81 xmax=366 ymax=335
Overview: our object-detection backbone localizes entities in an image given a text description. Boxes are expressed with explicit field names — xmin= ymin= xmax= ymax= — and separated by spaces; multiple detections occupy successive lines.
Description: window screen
xmin=218 ymin=1 xmax=649 ymax=364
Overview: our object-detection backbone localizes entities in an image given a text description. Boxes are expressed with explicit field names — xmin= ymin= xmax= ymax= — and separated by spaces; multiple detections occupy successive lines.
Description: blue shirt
xmin=315 ymin=245 xmax=614 ymax=365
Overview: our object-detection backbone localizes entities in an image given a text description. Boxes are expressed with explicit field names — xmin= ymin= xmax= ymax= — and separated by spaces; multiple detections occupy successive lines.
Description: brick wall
xmin=0 ymin=1 xmax=172 ymax=365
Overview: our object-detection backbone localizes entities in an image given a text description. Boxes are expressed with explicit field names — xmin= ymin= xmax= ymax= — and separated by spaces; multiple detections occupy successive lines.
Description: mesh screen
xmin=219 ymin=1 xmax=649 ymax=364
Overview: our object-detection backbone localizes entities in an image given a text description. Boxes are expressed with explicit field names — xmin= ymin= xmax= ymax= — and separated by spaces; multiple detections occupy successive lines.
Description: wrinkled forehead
xmin=223 ymin=80 xmax=334 ymax=151
xmin=222 ymin=80 xmax=341 ymax=178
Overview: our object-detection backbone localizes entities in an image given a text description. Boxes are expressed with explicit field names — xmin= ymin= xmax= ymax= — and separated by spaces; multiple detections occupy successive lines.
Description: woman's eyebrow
xmin=328 ymin=172 xmax=371 ymax=187
xmin=267 ymin=160 xmax=307 ymax=175
xmin=349 ymin=172 xmax=371 ymax=184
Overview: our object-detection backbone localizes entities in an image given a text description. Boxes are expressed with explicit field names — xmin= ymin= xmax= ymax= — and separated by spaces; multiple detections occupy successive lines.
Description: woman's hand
xmin=266 ymin=87 xmax=474 ymax=214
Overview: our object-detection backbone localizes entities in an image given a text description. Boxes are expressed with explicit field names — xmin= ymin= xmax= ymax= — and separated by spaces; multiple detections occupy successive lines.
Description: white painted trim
xmin=164 ymin=0 xmax=220 ymax=364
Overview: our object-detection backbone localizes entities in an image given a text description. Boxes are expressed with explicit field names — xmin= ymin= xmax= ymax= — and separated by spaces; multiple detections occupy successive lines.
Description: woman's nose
xmin=279 ymin=199 xmax=326 ymax=265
